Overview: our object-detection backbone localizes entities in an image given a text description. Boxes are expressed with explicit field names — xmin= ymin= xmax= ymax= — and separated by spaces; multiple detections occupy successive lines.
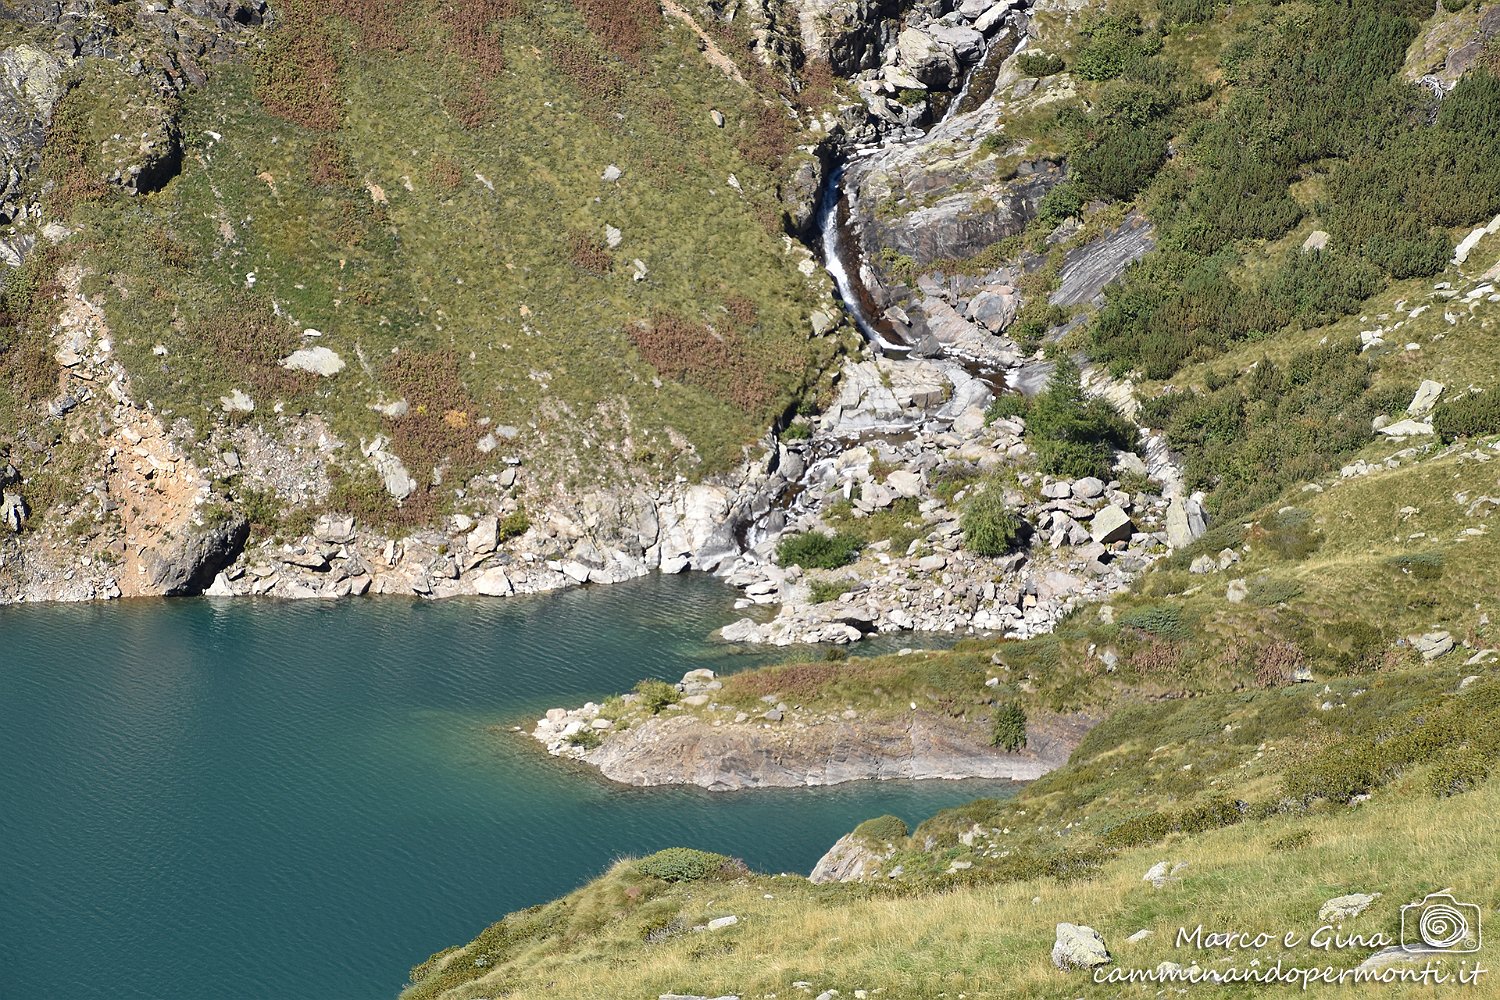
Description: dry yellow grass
xmin=408 ymin=777 xmax=1499 ymax=1000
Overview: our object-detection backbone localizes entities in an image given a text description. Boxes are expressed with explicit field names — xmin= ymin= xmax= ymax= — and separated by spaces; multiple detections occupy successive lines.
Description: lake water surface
xmin=0 ymin=576 xmax=1018 ymax=999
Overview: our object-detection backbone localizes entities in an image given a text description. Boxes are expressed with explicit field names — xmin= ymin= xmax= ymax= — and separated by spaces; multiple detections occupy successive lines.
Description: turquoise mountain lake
xmin=0 ymin=575 xmax=1019 ymax=999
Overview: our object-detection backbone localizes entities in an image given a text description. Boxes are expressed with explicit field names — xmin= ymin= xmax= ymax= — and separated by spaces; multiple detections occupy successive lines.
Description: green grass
xmin=820 ymin=496 xmax=927 ymax=555
xmin=61 ymin=2 xmax=843 ymax=511
xmin=406 ymin=675 xmax=1500 ymax=1000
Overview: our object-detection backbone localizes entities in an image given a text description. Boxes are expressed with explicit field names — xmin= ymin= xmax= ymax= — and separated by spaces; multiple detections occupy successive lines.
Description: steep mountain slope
xmin=0 ymin=0 xmax=859 ymax=599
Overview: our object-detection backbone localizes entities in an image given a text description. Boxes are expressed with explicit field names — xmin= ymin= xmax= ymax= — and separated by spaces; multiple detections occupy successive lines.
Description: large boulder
xmin=1319 ymin=893 xmax=1381 ymax=922
xmin=281 ymin=346 xmax=346 ymax=377
xmin=1090 ymin=505 xmax=1135 ymax=544
xmin=1052 ymin=923 xmax=1111 ymax=971
xmin=896 ymin=27 xmax=959 ymax=89
xmin=1406 ymin=379 xmax=1444 ymax=417
xmin=0 ymin=44 xmax=67 ymax=222
xmin=1 ymin=490 xmax=27 ymax=532
xmin=362 ymin=436 xmax=418 ymax=501
xmin=1164 ymin=496 xmax=1207 ymax=549
xmin=927 ymin=22 xmax=985 ymax=63
xmin=794 ymin=0 xmax=902 ymax=75
xmin=966 ymin=286 xmax=1018 ymax=332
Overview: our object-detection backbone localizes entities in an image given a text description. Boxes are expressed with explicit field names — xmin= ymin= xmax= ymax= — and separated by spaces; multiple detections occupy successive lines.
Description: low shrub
xmin=961 ymin=480 xmax=1025 ymax=556
xmin=1255 ymin=640 xmax=1305 ymax=688
xmin=776 ymin=530 xmax=863 ymax=569
xmin=1284 ymin=740 xmax=1383 ymax=803
xmin=1119 ymin=603 xmax=1190 ymax=641
xmin=1386 ymin=551 xmax=1444 ymax=580
xmin=1102 ymin=812 xmax=1172 ymax=848
xmin=808 ymin=577 xmax=857 ymax=604
xmin=1016 ymin=51 xmax=1065 ymax=77
xmin=1247 ymin=575 xmax=1303 ymax=607
xmin=1269 ymin=829 xmax=1313 ymax=851
xmin=1320 ymin=619 xmax=1386 ymax=675
xmin=1429 ymin=747 xmax=1489 ymax=797
xmin=781 ymin=421 xmax=813 ymax=441
xmin=992 ymin=702 xmax=1028 ymax=751
xmin=976 ymin=848 xmax=1106 ymax=885
xmin=633 ymin=679 xmax=680 ymax=714
xmin=635 ymin=848 xmax=746 ymax=883
xmin=1175 ymin=797 xmax=1242 ymax=834
xmin=565 ymin=729 xmax=603 ymax=750
xmin=498 ymin=510 xmax=530 ymax=542
xmin=1433 ymin=389 xmax=1500 ymax=441
xmin=985 ymin=394 xmax=1029 ymax=423
xmin=1037 ymin=183 xmax=1084 ymax=229
xmin=628 ymin=309 xmax=776 ymax=413
xmin=852 ymin=815 xmax=909 ymax=844
xmin=1258 ymin=508 xmax=1323 ymax=560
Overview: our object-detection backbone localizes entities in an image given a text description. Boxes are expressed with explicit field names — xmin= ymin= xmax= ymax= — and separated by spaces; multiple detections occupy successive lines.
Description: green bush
xmin=1016 ymin=51 xmax=1065 ymax=77
xmin=633 ymin=679 xmax=681 ymax=714
xmin=1386 ymin=552 xmax=1444 ymax=580
xmin=1133 ymin=344 xmax=1382 ymax=520
xmin=1161 ymin=0 xmax=1222 ymax=25
xmin=1070 ymin=121 xmax=1168 ymax=201
xmin=852 ymin=814 xmax=910 ymax=844
xmin=1025 ymin=356 xmax=1135 ymax=480
xmin=1429 ymin=747 xmax=1489 ymax=797
xmin=1102 ymin=811 xmax=1172 ymax=848
xmin=1433 ymin=389 xmax=1500 ymax=442
xmin=962 ymin=480 xmax=1025 ymax=556
xmin=1259 ymin=508 xmax=1323 ymax=560
xmin=1119 ymin=603 xmax=1190 ymax=641
xmin=1071 ymin=14 xmax=1160 ymax=82
xmin=985 ymin=393 xmax=1029 ymax=423
xmin=992 ymin=702 xmax=1028 ymax=751
xmin=1320 ymin=619 xmax=1386 ymax=675
xmin=1174 ymin=797 xmax=1241 ymax=834
xmin=1284 ymin=740 xmax=1383 ymax=803
xmin=781 ymin=421 xmax=813 ymax=441
xmin=498 ymin=509 xmax=530 ymax=542
xmin=1036 ymin=183 xmax=1084 ymax=230
xmin=1270 ymin=830 xmax=1313 ymax=852
xmin=1246 ymin=575 xmax=1303 ymax=607
xmin=776 ymin=530 xmax=863 ymax=569
xmin=808 ymin=577 xmax=858 ymax=604
xmin=635 ymin=848 xmax=745 ymax=883
xmin=565 ymin=729 xmax=603 ymax=750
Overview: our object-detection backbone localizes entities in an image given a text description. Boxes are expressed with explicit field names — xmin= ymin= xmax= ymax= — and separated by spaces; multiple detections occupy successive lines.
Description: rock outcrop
xmin=533 ymin=670 xmax=1093 ymax=790
xmin=143 ymin=515 xmax=250 ymax=596
xmin=573 ymin=710 xmax=1069 ymax=790
xmin=809 ymin=832 xmax=896 ymax=883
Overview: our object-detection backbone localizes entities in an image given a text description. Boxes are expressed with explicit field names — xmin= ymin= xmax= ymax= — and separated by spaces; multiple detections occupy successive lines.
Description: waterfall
xmin=815 ymin=162 xmax=910 ymax=354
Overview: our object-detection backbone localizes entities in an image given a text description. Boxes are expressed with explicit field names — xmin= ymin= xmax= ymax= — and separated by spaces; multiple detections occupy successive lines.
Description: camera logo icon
xmin=1401 ymin=892 xmax=1481 ymax=953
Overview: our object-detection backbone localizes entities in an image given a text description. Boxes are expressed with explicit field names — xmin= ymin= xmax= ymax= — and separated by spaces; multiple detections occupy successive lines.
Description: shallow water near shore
xmin=0 ymin=575 xmax=1019 ymax=1000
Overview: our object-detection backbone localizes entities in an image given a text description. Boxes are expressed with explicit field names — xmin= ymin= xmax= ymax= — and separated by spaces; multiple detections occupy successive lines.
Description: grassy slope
xmin=404 ymin=691 xmax=1500 ymax=999
xmin=41 ymin=1 xmax=842 ymax=512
